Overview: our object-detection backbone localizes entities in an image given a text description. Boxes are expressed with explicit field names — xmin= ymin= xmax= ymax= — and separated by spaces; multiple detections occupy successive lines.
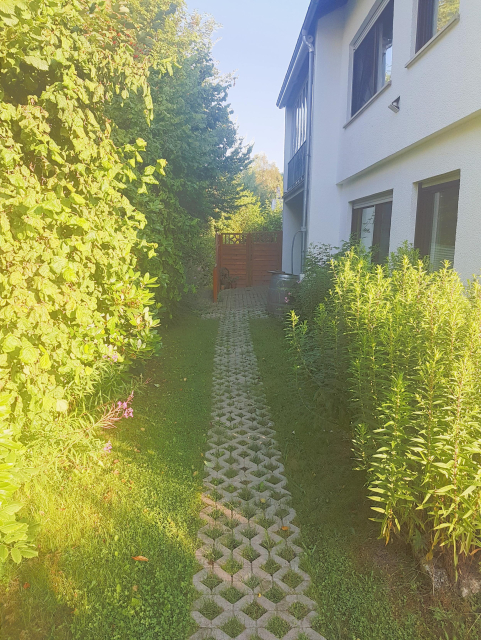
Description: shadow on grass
xmin=1 ymin=315 xmax=218 ymax=640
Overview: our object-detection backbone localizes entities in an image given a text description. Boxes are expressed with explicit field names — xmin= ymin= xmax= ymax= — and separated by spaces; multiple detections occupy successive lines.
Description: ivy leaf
xmin=23 ymin=56 xmax=50 ymax=71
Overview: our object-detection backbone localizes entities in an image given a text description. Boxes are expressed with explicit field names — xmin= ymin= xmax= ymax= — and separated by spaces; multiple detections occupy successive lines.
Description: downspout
xmin=300 ymin=31 xmax=315 ymax=275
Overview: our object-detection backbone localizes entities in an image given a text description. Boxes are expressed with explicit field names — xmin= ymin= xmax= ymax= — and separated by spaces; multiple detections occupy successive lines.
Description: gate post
xmin=246 ymin=233 xmax=253 ymax=287
xmin=213 ymin=234 xmax=222 ymax=302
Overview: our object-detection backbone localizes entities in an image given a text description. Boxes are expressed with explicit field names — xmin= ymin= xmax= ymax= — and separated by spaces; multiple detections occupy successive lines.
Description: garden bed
xmin=250 ymin=317 xmax=481 ymax=640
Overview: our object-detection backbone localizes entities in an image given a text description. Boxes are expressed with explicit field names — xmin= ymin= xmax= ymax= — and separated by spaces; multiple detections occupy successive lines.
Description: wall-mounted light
xmin=388 ymin=97 xmax=401 ymax=113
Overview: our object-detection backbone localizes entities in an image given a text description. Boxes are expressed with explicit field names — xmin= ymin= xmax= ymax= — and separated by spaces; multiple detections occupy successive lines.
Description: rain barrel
xmin=267 ymin=272 xmax=298 ymax=318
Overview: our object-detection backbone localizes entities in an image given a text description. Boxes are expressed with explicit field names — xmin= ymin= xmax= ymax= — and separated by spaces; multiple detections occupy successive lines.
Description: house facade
xmin=278 ymin=0 xmax=481 ymax=281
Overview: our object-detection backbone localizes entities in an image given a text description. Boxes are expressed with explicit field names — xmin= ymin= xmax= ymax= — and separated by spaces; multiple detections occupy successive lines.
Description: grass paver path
xmin=190 ymin=288 xmax=325 ymax=640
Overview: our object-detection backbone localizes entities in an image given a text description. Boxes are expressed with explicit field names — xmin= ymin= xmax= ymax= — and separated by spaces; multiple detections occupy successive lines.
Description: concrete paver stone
xmin=190 ymin=288 xmax=326 ymax=640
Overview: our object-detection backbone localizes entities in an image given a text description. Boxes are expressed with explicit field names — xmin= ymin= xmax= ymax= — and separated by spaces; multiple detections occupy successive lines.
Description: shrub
xmin=288 ymin=245 xmax=481 ymax=574
xmin=0 ymin=0 xmax=162 ymax=564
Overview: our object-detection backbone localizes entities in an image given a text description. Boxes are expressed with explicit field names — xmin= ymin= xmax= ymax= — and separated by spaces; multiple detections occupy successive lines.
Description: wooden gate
xmin=213 ymin=232 xmax=282 ymax=300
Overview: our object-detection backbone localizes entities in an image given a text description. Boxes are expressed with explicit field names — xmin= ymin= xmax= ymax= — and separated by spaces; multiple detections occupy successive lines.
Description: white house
xmin=278 ymin=0 xmax=481 ymax=280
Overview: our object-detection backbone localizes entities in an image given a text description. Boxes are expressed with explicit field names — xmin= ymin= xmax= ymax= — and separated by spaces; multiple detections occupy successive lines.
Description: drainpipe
xmin=300 ymin=31 xmax=315 ymax=275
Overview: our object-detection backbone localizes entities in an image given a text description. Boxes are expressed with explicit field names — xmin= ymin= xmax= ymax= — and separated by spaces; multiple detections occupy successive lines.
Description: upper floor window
xmin=292 ymin=81 xmax=308 ymax=157
xmin=351 ymin=0 xmax=394 ymax=117
xmin=416 ymin=0 xmax=460 ymax=52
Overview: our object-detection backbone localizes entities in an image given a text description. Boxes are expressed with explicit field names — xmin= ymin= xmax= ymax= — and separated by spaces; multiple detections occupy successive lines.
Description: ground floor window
xmin=414 ymin=176 xmax=460 ymax=270
xmin=351 ymin=198 xmax=392 ymax=264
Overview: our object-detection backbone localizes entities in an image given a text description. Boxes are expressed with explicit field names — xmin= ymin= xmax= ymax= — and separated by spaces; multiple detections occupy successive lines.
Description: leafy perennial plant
xmin=289 ymin=246 xmax=481 ymax=576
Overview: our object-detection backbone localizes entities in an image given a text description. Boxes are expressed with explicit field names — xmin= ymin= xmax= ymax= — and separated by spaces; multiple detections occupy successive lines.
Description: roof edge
xmin=277 ymin=0 xmax=348 ymax=108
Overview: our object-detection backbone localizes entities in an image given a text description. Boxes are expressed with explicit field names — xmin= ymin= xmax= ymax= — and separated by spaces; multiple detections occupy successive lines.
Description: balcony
xmin=286 ymin=141 xmax=306 ymax=193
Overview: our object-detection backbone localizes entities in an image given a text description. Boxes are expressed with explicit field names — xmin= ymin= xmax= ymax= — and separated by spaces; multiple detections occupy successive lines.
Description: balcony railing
xmin=286 ymin=141 xmax=306 ymax=193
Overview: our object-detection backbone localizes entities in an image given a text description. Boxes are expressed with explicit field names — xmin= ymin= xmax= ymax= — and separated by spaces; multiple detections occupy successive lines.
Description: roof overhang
xmin=277 ymin=0 xmax=348 ymax=109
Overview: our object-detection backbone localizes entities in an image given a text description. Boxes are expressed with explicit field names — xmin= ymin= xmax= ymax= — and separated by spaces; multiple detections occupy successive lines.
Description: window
xmin=351 ymin=0 xmax=394 ymax=117
xmin=416 ymin=0 xmax=459 ymax=52
xmin=292 ymin=81 xmax=308 ymax=157
xmin=351 ymin=197 xmax=393 ymax=264
xmin=414 ymin=176 xmax=460 ymax=270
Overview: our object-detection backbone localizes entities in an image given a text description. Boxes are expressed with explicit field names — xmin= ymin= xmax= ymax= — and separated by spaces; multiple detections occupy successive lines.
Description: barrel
xmin=267 ymin=272 xmax=298 ymax=317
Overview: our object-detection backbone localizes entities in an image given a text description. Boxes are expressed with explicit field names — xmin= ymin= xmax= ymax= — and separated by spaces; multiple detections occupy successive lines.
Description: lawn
xmin=250 ymin=317 xmax=481 ymax=640
xmin=0 ymin=315 xmax=218 ymax=640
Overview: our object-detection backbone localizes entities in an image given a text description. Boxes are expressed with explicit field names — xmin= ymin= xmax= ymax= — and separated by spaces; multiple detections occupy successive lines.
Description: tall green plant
xmin=289 ymin=245 xmax=481 ymax=572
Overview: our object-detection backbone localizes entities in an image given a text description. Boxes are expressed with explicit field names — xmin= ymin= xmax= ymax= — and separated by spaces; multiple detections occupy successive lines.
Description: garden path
xmin=190 ymin=287 xmax=325 ymax=640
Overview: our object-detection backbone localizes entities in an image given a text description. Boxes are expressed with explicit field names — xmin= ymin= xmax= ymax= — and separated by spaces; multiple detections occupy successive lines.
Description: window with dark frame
xmin=416 ymin=0 xmax=459 ymax=52
xmin=414 ymin=178 xmax=460 ymax=270
xmin=351 ymin=200 xmax=393 ymax=264
xmin=351 ymin=0 xmax=394 ymax=117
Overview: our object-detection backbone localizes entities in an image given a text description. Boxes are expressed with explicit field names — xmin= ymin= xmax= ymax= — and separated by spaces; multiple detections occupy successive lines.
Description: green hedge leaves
xmin=0 ymin=0 xmax=162 ymax=563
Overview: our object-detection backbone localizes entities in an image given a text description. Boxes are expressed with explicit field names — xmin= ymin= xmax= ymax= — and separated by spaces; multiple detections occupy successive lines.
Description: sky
xmin=186 ymin=0 xmax=310 ymax=169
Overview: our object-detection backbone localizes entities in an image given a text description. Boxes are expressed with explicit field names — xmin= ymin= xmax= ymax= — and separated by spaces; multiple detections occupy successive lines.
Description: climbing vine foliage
xmin=0 ymin=0 xmax=166 ymax=563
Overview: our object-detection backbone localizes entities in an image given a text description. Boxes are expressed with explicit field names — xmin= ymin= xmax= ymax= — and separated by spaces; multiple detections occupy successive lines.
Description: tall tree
xmin=241 ymin=153 xmax=283 ymax=208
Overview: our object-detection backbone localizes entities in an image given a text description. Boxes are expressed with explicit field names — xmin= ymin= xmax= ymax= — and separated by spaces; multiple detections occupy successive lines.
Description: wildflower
xmin=124 ymin=408 xmax=134 ymax=418
xmin=284 ymin=297 xmax=289 ymax=303
xmin=103 ymin=441 xmax=112 ymax=452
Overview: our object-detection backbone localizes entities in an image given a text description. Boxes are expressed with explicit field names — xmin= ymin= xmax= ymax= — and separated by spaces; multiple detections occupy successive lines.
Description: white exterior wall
xmin=283 ymin=0 xmax=481 ymax=281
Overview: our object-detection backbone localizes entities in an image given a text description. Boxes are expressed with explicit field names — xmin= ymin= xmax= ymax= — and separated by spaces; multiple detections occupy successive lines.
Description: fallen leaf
xmin=141 ymin=428 xmax=145 ymax=431
xmin=121 ymin=479 xmax=126 ymax=483
xmin=132 ymin=556 xmax=148 ymax=562
xmin=281 ymin=526 xmax=289 ymax=531
xmin=113 ymin=460 xmax=120 ymax=464
xmin=132 ymin=585 xmax=138 ymax=591
xmin=134 ymin=449 xmax=140 ymax=453
xmin=113 ymin=469 xmax=119 ymax=475
xmin=23 ymin=583 xmax=30 ymax=590
xmin=193 ymin=471 xmax=198 ymax=476
xmin=154 ymin=384 xmax=160 ymax=388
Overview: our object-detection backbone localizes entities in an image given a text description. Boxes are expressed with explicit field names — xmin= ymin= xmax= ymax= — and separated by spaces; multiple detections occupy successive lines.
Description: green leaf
xmin=62 ymin=267 xmax=76 ymax=282
xmin=18 ymin=548 xmax=38 ymax=559
xmin=56 ymin=399 xmax=69 ymax=413
xmin=435 ymin=485 xmax=456 ymax=495
xmin=19 ymin=345 xmax=39 ymax=365
xmin=0 ymin=545 xmax=8 ymax=562
xmin=0 ymin=0 xmax=16 ymax=15
xmin=50 ymin=256 xmax=68 ymax=274
xmin=39 ymin=353 xmax=51 ymax=370
xmin=23 ymin=56 xmax=49 ymax=71
xmin=10 ymin=547 xmax=21 ymax=564
xmin=2 ymin=334 xmax=21 ymax=353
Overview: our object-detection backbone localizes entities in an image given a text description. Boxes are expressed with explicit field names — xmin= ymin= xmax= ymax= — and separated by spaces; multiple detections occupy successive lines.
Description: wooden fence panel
xmin=214 ymin=232 xmax=282 ymax=294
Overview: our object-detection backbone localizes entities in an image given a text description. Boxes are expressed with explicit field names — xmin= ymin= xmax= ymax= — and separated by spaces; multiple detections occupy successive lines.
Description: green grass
xmin=250 ymin=317 xmax=481 ymax=640
xmin=0 ymin=315 xmax=218 ymax=640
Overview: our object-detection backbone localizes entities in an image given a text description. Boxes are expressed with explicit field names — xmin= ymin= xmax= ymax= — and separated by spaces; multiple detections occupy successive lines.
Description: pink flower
xmin=103 ymin=441 xmax=112 ymax=452
xmin=284 ymin=297 xmax=289 ymax=303
xmin=124 ymin=408 xmax=134 ymax=418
